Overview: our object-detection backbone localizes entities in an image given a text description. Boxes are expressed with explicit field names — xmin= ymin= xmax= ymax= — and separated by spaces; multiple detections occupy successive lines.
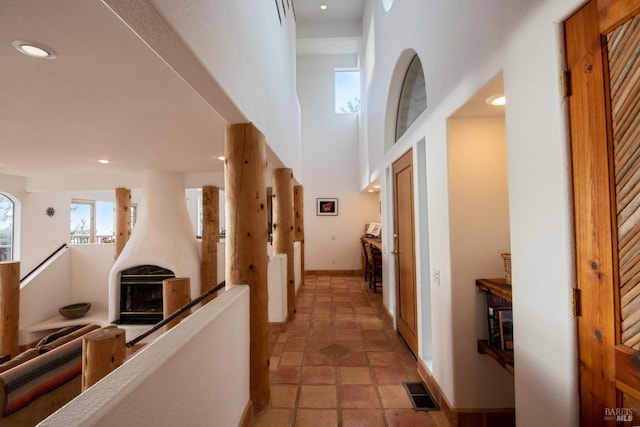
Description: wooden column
xmin=82 ymin=327 xmax=126 ymax=391
xmin=294 ymin=185 xmax=305 ymax=279
xmin=163 ymin=277 xmax=191 ymax=331
xmin=201 ymin=186 xmax=219 ymax=303
xmin=115 ymin=187 xmax=132 ymax=260
xmin=0 ymin=261 xmax=19 ymax=358
xmin=273 ymin=168 xmax=295 ymax=321
xmin=224 ymin=123 xmax=270 ymax=413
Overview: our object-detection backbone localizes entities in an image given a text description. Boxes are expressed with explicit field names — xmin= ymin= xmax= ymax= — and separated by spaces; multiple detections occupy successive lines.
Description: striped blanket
xmin=0 ymin=337 xmax=83 ymax=416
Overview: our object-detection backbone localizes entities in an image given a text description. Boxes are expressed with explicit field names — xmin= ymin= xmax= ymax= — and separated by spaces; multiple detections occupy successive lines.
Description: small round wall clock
xmin=46 ymin=207 xmax=56 ymax=217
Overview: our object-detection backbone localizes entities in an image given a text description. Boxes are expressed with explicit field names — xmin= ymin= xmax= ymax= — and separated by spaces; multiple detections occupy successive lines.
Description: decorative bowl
xmin=59 ymin=302 xmax=91 ymax=319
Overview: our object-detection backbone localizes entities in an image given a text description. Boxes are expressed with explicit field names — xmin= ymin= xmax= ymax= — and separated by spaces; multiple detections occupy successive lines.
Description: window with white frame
xmin=0 ymin=193 xmax=14 ymax=261
xmin=70 ymin=200 xmax=95 ymax=244
xmin=70 ymin=199 xmax=136 ymax=244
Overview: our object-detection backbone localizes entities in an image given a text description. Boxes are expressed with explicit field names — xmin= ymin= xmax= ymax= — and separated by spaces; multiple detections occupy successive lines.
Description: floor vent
xmin=403 ymin=381 xmax=439 ymax=411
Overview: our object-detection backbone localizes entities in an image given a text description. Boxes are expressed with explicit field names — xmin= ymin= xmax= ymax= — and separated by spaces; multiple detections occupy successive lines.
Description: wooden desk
xmin=361 ymin=236 xmax=382 ymax=251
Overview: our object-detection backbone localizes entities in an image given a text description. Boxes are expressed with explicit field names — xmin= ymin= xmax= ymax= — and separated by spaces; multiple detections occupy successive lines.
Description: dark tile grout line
xmin=252 ymin=273 xmax=449 ymax=427
xmin=297 ymin=276 xmax=406 ymax=425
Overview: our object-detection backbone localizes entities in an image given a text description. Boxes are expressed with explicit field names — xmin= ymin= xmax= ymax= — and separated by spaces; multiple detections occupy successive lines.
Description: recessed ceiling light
xmin=98 ymin=159 xmax=110 ymax=164
xmin=12 ymin=40 xmax=57 ymax=59
xmin=373 ymin=185 xmax=380 ymax=189
xmin=320 ymin=4 xmax=327 ymax=10
xmin=486 ymin=95 xmax=506 ymax=106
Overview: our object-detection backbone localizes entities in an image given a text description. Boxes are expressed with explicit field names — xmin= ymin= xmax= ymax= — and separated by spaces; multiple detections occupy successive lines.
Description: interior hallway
xmin=251 ymin=272 xmax=451 ymax=427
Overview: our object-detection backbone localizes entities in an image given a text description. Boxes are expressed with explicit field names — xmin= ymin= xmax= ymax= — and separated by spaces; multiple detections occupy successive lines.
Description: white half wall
xmin=268 ymin=253 xmax=287 ymax=323
xmin=294 ymin=241 xmax=301 ymax=292
xmin=41 ymin=285 xmax=250 ymax=427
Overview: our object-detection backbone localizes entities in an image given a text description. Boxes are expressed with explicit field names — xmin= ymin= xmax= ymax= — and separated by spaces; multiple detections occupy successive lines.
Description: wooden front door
xmin=392 ymin=149 xmax=418 ymax=356
xmin=566 ymin=0 xmax=640 ymax=424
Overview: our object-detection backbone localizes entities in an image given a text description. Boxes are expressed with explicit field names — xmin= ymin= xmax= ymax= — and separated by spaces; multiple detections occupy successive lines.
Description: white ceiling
xmin=294 ymin=0 xmax=366 ymax=26
xmin=295 ymin=0 xmax=366 ymax=55
xmin=1 ymin=0 xmax=228 ymax=181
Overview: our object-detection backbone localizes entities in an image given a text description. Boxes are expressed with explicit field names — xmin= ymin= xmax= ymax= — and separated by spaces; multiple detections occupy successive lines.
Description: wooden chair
xmin=360 ymin=238 xmax=371 ymax=282
xmin=364 ymin=242 xmax=382 ymax=293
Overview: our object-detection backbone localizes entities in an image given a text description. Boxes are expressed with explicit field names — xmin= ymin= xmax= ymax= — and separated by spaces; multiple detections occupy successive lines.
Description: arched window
xmin=395 ymin=54 xmax=427 ymax=141
xmin=0 ymin=193 xmax=14 ymax=261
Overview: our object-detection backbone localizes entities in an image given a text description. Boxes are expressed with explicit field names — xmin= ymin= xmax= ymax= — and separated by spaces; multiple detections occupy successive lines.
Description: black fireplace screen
xmin=119 ymin=265 xmax=175 ymax=324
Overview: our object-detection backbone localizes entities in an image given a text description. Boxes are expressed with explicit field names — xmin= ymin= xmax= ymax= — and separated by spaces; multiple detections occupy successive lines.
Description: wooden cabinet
xmin=476 ymin=278 xmax=514 ymax=375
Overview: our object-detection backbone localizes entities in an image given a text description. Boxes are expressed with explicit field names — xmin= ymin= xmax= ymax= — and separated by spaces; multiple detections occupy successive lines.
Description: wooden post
xmin=0 ymin=261 xmax=19 ymax=358
xmin=201 ymin=186 xmax=219 ymax=303
xmin=82 ymin=327 xmax=126 ymax=391
xmin=294 ymin=185 xmax=305 ymax=280
xmin=224 ymin=123 xmax=270 ymax=413
xmin=115 ymin=187 xmax=132 ymax=260
xmin=163 ymin=277 xmax=191 ymax=331
xmin=273 ymin=168 xmax=295 ymax=321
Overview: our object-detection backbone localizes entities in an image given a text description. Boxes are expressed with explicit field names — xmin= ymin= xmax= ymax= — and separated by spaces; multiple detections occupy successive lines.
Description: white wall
xmin=361 ymin=1 xmax=582 ymax=425
xmin=185 ymin=188 xmax=200 ymax=235
xmin=0 ymin=178 xmax=145 ymax=277
xmin=448 ymin=116 xmax=514 ymax=407
xmin=19 ymin=191 xmax=71 ymax=276
xmin=504 ymin=3 xmax=579 ymax=424
xmin=19 ymin=245 xmax=114 ymax=344
xmin=294 ymin=241 xmax=301 ymax=292
xmin=41 ymin=285 xmax=251 ymax=427
xmin=19 ymin=248 xmax=71 ymax=334
xmin=297 ymin=54 xmax=380 ymax=271
xmin=70 ymin=244 xmax=115 ymax=313
xmin=185 ymin=188 xmax=226 ymax=237
xmin=139 ymin=0 xmax=302 ymax=177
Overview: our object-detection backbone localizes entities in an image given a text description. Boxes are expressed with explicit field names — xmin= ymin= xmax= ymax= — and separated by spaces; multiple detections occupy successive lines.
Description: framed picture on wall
xmin=317 ymin=198 xmax=338 ymax=216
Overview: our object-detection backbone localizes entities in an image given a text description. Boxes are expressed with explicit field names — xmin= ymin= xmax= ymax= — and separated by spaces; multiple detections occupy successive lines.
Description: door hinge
xmin=561 ymin=70 xmax=572 ymax=97
xmin=571 ymin=288 xmax=581 ymax=317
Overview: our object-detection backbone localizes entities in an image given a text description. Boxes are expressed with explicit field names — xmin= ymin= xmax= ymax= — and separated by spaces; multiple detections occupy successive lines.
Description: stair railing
xmin=20 ymin=243 xmax=68 ymax=283
xmin=126 ymin=281 xmax=226 ymax=348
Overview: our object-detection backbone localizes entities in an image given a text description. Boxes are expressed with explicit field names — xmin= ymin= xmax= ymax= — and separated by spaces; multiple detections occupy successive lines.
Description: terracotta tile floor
xmin=250 ymin=273 xmax=451 ymax=427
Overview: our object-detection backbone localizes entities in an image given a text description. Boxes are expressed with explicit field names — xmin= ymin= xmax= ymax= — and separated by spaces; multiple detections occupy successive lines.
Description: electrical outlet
xmin=433 ymin=269 xmax=440 ymax=285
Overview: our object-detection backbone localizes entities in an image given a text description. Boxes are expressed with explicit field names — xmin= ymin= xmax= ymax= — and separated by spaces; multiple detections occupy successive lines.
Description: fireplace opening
xmin=117 ymin=265 xmax=175 ymax=324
